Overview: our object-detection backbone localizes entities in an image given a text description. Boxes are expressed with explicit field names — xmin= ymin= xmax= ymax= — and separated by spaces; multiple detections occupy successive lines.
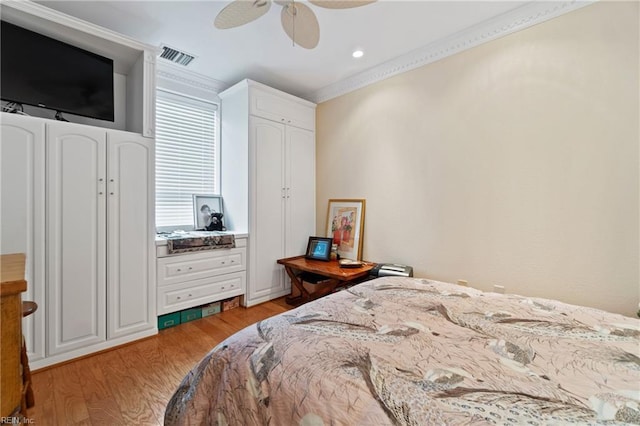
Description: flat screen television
xmin=1 ymin=21 xmax=114 ymax=122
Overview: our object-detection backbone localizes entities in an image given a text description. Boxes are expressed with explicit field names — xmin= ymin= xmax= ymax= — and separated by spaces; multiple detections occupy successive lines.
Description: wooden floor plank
xmin=27 ymin=298 xmax=292 ymax=425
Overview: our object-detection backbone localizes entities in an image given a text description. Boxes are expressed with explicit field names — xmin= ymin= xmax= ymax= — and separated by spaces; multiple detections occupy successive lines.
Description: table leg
xmin=284 ymin=266 xmax=310 ymax=305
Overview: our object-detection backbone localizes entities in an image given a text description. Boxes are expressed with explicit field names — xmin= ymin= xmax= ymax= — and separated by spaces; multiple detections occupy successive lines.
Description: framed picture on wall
xmin=325 ymin=199 xmax=366 ymax=260
xmin=192 ymin=194 xmax=224 ymax=230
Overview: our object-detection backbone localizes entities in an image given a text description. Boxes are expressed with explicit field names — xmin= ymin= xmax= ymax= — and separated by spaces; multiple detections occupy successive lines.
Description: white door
xmin=285 ymin=126 xmax=316 ymax=259
xmin=47 ymin=122 xmax=107 ymax=355
xmin=106 ymin=131 xmax=155 ymax=339
xmin=0 ymin=114 xmax=46 ymax=361
xmin=248 ymin=116 xmax=287 ymax=303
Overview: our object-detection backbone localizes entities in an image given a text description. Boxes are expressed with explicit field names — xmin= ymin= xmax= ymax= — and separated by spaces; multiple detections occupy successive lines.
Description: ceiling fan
xmin=214 ymin=0 xmax=376 ymax=49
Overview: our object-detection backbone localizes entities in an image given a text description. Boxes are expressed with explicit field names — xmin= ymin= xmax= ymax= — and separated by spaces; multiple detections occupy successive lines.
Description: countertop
xmin=155 ymin=231 xmax=248 ymax=246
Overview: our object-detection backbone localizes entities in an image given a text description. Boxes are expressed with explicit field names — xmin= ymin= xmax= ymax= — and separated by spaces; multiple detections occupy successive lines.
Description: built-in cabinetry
xmin=156 ymin=238 xmax=247 ymax=314
xmin=220 ymin=80 xmax=316 ymax=307
xmin=1 ymin=113 xmax=156 ymax=370
xmin=0 ymin=0 xmax=156 ymax=370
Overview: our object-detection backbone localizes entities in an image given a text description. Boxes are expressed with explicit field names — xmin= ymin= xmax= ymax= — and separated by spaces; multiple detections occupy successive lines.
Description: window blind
xmin=155 ymin=90 xmax=219 ymax=230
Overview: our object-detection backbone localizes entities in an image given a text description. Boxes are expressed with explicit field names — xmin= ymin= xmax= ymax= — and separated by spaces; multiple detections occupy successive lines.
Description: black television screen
xmin=1 ymin=21 xmax=114 ymax=121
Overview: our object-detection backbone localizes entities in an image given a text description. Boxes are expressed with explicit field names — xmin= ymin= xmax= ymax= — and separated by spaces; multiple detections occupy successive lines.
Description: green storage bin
xmin=180 ymin=308 xmax=202 ymax=323
xmin=201 ymin=302 xmax=221 ymax=317
xmin=158 ymin=312 xmax=181 ymax=330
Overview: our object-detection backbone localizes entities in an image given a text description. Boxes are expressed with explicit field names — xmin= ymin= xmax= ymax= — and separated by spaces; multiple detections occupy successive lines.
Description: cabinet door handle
xmin=188 ymin=267 xmax=193 ymax=270
xmin=287 ymin=120 xmax=291 ymax=124
xmin=177 ymin=296 xmax=181 ymax=300
xmin=221 ymin=261 xmax=225 ymax=265
xmin=177 ymin=268 xmax=182 ymax=272
xmin=221 ymin=286 xmax=225 ymax=290
xmin=188 ymin=293 xmax=192 ymax=297
xmin=281 ymin=118 xmax=285 ymax=122
xmin=230 ymin=260 xmax=235 ymax=263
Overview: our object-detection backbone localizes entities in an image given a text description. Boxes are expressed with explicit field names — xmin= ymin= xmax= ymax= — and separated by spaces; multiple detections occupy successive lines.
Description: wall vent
xmin=159 ymin=45 xmax=196 ymax=66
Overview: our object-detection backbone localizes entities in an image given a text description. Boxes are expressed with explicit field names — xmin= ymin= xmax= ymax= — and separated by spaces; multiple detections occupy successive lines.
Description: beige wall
xmin=316 ymin=2 xmax=639 ymax=317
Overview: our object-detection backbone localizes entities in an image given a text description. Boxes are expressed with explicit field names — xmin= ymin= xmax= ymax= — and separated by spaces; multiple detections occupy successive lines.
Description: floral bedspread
xmin=165 ymin=277 xmax=640 ymax=425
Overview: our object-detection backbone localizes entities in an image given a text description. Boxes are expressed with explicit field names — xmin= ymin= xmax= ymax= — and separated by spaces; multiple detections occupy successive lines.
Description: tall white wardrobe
xmin=0 ymin=114 xmax=156 ymax=369
xmin=220 ymin=80 xmax=316 ymax=306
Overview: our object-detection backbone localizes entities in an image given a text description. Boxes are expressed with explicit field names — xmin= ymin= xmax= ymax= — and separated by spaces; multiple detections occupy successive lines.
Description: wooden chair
xmin=20 ymin=301 xmax=37 ymax=416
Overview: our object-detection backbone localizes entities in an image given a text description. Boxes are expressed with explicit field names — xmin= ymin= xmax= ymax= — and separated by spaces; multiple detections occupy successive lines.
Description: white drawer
xmin=157 ymin=247 xmax=246 ymax=287
xmin=250 ymin=88 xmax=315 ymax=130
xmin=157 ymin=272 xmax=245 ymax=315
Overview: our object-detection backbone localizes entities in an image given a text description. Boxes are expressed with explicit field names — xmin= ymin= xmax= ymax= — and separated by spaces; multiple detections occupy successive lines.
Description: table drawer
xmin=157 ymin=272 xmax=245 ymax=315
xmin=157 ymin=247 xmax=246 ymax=287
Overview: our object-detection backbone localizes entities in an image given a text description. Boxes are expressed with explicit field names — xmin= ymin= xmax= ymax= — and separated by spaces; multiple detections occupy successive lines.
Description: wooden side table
xmin=277 ymin=256 xmax=375 ymax=305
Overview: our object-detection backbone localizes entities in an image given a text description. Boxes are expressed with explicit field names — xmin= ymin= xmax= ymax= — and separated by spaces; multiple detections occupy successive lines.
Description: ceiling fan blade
xmin=308 ymin=0 xmax=376 ymax=9
xmin=281 ymin=2 xmax=319 ymax=49
xmin=214 ymin=0 xmax=271 ymax=30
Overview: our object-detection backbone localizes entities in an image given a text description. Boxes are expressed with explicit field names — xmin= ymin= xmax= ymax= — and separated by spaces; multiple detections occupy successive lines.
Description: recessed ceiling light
xmin=352 ymin=49 xmax=364 ymax=59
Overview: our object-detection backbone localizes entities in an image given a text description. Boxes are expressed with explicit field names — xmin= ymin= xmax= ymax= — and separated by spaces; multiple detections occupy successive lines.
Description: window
xmin=155 ymin=89 xmax=219 ymax=231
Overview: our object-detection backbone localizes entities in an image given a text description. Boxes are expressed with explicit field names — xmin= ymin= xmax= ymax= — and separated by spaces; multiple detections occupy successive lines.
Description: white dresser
xmin=155 ymin=235 xmax=247 ymax=314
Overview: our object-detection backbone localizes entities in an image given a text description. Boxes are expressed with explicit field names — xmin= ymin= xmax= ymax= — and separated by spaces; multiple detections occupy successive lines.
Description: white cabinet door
xmin=249 ymin=87 xmax=315 ymax=131
xmin=248 ymin=116 xmax=287 ymax=303
xmin=285 ymin=126 xmax=316 ymax=258
xmin=47 ymin=122 xmax=107 ymax=355
xmin=0 ymin=114 xmax=46 ymax=361
xmin=106 ymin=131 xmax=155 ymax=339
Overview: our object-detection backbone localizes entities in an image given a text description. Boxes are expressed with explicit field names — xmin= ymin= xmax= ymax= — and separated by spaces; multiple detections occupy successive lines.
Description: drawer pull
xmin=177 ymin=268 xmax=181 ymax=272
xmin=188 ymin=293 xmax=192 ymax=297
xmin=221 ymin=286 xmax=225 ymax=290
xmin=230 ymin=260 xmax=235 ymax=263
xmin=188 ymin=267 xmax=193 ymax=270
xmin=221 ymin=261 xmax=226 ymax=265
xmin=177 ymin=296 xmax=181 ymax=300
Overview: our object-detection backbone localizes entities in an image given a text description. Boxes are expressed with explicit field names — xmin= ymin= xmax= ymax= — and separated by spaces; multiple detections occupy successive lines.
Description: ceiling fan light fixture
xmin=352 ymin=49 xmax=364 ymax=58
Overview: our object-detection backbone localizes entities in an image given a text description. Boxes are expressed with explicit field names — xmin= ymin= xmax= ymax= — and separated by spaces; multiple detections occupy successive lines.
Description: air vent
xmin=159 ymin=45 xmax=196 ymax=66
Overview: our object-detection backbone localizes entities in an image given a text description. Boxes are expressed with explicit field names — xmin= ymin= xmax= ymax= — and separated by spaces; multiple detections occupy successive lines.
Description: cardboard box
xmin=180 ymin=308 xmax=202 ymax=323
xmin=158 ymin=312 xmax=180 ymax=330
xmin=201 ymin=302 xmax=221 ymax=317
xmin=222 ymin=296 xmax=239 ymax=311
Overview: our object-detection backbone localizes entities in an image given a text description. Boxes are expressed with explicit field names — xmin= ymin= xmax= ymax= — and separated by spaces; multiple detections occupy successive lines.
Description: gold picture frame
xmin=326 ymin=199 xmax=366 ymax=260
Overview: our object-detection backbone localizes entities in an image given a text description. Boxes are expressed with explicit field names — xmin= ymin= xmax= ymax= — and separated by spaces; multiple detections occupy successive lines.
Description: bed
xmin=165 ymin=277 xmax=640 ymax=425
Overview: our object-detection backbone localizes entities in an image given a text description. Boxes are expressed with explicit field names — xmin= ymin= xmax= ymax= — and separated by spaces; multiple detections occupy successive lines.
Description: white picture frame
xmin=192 ymin=194 xmax=224 ymax=230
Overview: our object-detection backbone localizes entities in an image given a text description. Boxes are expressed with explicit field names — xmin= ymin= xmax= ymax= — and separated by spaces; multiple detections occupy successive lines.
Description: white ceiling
xmin=36 ymin=1 xmax=532 ymax=99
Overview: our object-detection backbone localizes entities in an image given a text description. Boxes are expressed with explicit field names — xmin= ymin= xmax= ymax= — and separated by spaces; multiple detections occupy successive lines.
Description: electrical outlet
xmin=493 ymin=285 xmax=505 ymax=294
xmin=457 ymin=279 xmax=468 ymax=287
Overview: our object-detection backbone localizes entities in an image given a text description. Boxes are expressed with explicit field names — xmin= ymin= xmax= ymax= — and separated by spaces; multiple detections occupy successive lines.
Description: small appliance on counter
xmin=370 ymin=263 xmax=414 ymax=278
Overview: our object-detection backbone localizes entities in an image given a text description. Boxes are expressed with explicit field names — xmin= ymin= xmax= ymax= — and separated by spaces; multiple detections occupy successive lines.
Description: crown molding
xmin=308 ymin=0 xmax=596 ymax=104
xmin=156 ymin=62 xmax=229 ymax=95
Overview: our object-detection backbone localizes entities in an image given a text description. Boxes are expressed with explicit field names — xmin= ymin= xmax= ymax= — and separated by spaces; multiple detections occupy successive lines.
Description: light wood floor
xmin=28 ymin=298 xmax=292 ymax=425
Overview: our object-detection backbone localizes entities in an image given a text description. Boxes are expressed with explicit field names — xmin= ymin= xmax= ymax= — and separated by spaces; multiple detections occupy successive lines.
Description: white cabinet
xmin=1 ymin=113 xmax=155 ymax=368
xmin=0 ymin=114 xmax=46 ymax=362
xmin=220 ymin=80 xmax=316 ymax=307
xmin=156 ymin=238 xmax=247 ymax=314
xmin=47 ymin=121 xmax=155 ymax=356
xmin=47 ymin=123 xmax=108 ymax=355
xmin=106 ymin=131 xmax=155 ymax=340
xmin=249 ymin=87 xmax=315 ymax=130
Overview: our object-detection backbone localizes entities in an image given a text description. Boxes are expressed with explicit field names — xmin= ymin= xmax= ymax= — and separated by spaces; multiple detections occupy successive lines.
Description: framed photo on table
xmin=326 ymin=199 xmax=365 ymax=260
xmin=192 ymin=194 xmax=224 ymax=230
xmin=305 ymin=237 xmax=333 ymax=261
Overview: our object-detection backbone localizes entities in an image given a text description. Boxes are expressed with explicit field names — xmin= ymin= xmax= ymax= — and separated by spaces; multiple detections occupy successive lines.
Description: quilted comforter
xmin=165 ymin=277 xmax=640 ymax=425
